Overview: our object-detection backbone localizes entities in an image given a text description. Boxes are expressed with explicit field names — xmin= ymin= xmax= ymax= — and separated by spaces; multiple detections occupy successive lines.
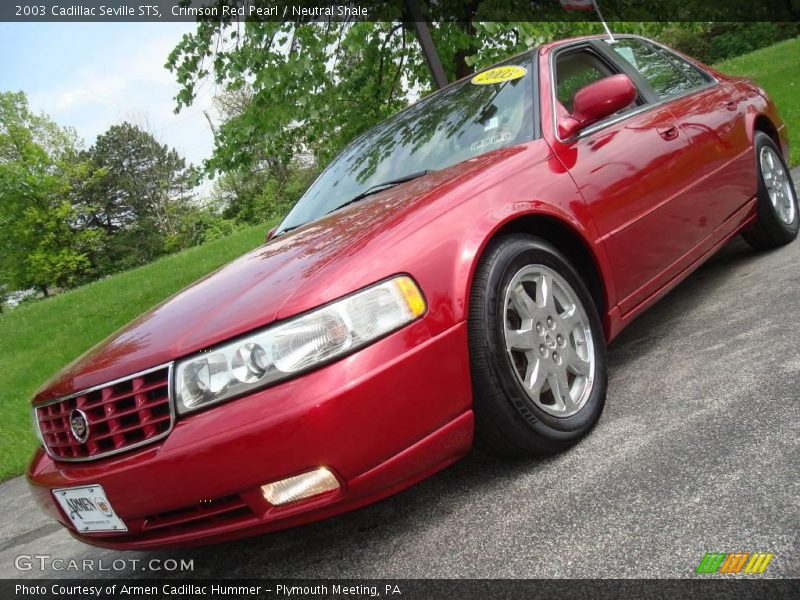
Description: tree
xmin=168 ymin=14 xmax=433 ymax=175
xmin=212 ymin=162 xmax=317 ymax=224
xmin=204 ymin=86 xmax=318 ymax=223
xmin=84 ymin=122 xmax=196 ymax=269
xmin=0 ymin=91 xmax=104 ymax=296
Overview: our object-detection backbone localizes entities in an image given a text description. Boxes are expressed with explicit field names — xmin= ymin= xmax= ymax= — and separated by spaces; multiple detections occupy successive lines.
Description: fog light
xmin=260 ymin=467 xmax=340 ymax=506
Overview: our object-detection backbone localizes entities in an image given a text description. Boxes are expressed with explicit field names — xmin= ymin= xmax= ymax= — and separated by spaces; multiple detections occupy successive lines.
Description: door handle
xmin=725 ymin=101 xmax=737 ymax=111
xmin=657 ymin=124 xmax=679 ymax=141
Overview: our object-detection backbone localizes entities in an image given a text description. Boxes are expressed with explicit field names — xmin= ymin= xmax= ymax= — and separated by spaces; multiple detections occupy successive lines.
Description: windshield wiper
xmin=272 ymin=224 xmax=300 ymax=238
xmin=325 ymin=170 xmax=433 ymax=216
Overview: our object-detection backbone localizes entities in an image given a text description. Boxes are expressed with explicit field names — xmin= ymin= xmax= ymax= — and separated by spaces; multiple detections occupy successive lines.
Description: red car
xmin=28 ymin=35 xmax=797 ymax=549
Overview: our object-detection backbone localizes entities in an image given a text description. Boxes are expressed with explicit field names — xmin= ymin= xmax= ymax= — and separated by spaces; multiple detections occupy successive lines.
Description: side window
xmin=555 ymin=48 xmax=643 ymax=117
xmin=603 ymin=38 xmax=710 ymax=99
xmin=555 ymin=50 xmax=614 ymax=113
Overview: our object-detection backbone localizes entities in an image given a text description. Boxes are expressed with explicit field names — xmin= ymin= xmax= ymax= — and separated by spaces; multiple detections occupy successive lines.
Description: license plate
xmin=53 ymin=485 xmax=127 ymax=533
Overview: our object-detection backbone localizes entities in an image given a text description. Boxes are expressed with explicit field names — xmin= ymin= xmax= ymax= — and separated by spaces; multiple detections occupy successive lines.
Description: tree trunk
xmin=453 ymin=19 xmax=479 ymax=81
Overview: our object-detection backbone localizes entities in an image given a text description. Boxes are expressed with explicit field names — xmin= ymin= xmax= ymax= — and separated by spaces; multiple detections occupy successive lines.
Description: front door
xmin=544 ymin=42 xmax=713 ymax=314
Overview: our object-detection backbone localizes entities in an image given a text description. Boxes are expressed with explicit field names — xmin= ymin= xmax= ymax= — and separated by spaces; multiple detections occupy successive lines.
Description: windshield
xmin=277 ymin=54 xmax=535 ymax=234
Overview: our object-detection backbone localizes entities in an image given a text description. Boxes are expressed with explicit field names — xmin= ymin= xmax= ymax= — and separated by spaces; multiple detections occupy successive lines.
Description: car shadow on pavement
xmin=129 ymin=235 xmax=770 ymax=577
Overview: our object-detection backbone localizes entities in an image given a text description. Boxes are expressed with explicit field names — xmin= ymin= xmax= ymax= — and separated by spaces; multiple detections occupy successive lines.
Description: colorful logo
xmin=93 ymin=499 xmax=113 ymax=517
xmin=696 ymin=552 xmax=774 ymax=574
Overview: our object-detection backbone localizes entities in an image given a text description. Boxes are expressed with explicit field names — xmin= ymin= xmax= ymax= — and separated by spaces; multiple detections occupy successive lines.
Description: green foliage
xmin=657 ymin=22 xmax=800 ymax=65
xmin=166 ymin=203 xmax=244 ymax=249
xmin=0 ymin=91 xmax=105 ymax=295
xmin=0 ymin=218 xmax=277 ymax=481
xmin=0 ymin=96 xmax=242 ymax=298
xmin=214 ymin=163 xmax=318 ymax=224
xmin=167 ymin=15 xmax=447 ymax=174
xmin=83 ymin=121 xmax=197 ymax=270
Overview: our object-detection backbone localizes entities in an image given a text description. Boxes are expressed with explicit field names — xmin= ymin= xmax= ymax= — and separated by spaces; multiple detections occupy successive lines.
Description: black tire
xmin=742 ymin=131 xmax=799 ymax=250
xmin=468 ymin=234 xmax=608 ymax=458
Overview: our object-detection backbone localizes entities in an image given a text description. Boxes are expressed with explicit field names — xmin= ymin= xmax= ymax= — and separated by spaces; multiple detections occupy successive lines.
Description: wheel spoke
xmin=525 ymin=358 xmax=547 ymax=394
xmin=560 ymin=305 xmax=582 ymax=330
xmin=505 ymin=328 xmax=534 ymax=351
xmin=510 ymin=286 xmax=537 ymax=319
xmin=546 ymin=371 xmax=571 ymax=412
xmin=775 ymin=196 xmax=789 ymax=221
xmin=783 ymin=196 xmax=793 ymax=218
xmin=769 ymin=189 xmax=778 ymax=207
xmin=536 ymin=273 xmax=553 ymax=308
xmin=564 ymin=345 xmax=591 ymax=376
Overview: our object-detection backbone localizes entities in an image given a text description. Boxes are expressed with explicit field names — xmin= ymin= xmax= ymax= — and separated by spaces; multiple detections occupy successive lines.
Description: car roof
xmin=539 ymin=33 xmax=653 ymax=53
xmin=444 ymin=33 xmax=653 ymax=93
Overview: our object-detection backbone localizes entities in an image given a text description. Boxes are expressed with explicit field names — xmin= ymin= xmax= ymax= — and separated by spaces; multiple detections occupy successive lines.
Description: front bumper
xmin=27 ymin=321 xmax=473 ymax=550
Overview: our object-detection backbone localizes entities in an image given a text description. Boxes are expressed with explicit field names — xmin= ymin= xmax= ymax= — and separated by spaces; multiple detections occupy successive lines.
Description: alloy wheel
xmin=760 ymin=146 xmax=796 ymax=225
xmin=502 ymin=265 xmax=595 ymax=418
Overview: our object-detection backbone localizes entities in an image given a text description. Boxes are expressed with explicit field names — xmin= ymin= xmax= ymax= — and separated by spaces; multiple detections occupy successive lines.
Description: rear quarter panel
xmin=705 ymin=70 xmax=789 ymax=159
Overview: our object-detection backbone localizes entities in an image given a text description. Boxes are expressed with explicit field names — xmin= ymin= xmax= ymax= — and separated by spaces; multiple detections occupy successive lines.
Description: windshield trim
xmin=275 ymin=49 xmax=540 ymax=236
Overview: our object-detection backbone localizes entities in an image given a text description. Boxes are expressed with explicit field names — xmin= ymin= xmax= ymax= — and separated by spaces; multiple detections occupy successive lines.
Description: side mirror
xmin=266 ymin=226 xmax=277 ymax=243
xmin=558 ymin=73 xmax=637 ymax=140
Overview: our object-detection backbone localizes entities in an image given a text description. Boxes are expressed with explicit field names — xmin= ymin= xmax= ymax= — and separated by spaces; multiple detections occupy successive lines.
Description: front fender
xmin=285 ymin=142 xmax=612 ymax=344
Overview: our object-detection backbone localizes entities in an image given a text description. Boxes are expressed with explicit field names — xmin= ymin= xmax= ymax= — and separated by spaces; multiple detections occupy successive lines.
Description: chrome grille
xmin=35 ymin=365 xmax=173 ymax=461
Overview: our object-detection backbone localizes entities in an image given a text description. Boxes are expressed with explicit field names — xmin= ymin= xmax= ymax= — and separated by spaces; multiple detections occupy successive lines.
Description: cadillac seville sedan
xmin=27 ymin=35 xmax=797 ymax=549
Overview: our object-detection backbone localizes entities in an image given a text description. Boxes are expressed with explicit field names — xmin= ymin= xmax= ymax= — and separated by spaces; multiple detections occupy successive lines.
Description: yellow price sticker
xmin=471 ymin=65 xmax=527 ymax=85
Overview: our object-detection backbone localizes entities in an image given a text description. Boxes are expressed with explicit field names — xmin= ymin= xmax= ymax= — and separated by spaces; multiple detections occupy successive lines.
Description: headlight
xmin=174 ymin=275 xmax=426 ymax=414
xmin=30 ymin=408 xmax=44 ymax=447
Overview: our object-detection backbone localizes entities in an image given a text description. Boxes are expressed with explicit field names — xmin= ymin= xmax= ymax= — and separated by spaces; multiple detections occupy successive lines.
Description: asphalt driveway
xmin=2 ymin=170 xmax=798 ymax=580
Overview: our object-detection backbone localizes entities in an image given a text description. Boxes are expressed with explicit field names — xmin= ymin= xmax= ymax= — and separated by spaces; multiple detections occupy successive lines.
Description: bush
xmin=214 ymin=164 xmax=319 ymax=225
xmin=658 ymin=22 xmax=800 ymax=65
xmin=201 ymin=217 xmax=241 ymax=243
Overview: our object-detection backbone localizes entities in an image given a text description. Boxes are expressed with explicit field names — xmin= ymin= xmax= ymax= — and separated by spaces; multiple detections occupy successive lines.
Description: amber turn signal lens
xmin=260 ymin=467 xmax=340 ymax=506
xmin=395 ymin=276 xmax=426 ymax=317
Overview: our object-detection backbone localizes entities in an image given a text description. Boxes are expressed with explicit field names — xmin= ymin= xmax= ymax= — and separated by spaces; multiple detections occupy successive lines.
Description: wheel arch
xmin=749 ymin=108 xmax=790 ymax=162
xmin=467 ymin=211 xmax=611 ymax=321
xmin=753 ymin=114 xmax=781 ymax=150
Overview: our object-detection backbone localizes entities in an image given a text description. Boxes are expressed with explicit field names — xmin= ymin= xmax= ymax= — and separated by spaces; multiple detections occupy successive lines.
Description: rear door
xmin=544 ymin=40 xmax=713 ymax=315
xmin=598 ymin=37 xmax=753 ymax=231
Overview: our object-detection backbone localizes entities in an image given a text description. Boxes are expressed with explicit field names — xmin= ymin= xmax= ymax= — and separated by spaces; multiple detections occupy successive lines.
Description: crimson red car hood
xmin=34 ymin=145 xmax=536 ymax=403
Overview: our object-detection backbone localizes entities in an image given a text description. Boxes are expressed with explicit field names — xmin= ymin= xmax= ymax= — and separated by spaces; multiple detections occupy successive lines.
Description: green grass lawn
xmin=1 ymin=38 xmax=798 ymax=483
xmin=0 ymin=220 xmax=275 ymax=481
xmin=714 ymin=37 xmax=800 ymax=166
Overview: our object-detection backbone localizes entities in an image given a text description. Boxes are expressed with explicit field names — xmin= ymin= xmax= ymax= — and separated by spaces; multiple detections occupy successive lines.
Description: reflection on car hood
xmin=34 ymin=146 xmax=530 ymax=402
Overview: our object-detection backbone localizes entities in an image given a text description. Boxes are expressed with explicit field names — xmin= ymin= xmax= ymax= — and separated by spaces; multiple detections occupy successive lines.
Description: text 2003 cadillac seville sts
xmin=28 ymin=35 xmax=797 ymax=549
